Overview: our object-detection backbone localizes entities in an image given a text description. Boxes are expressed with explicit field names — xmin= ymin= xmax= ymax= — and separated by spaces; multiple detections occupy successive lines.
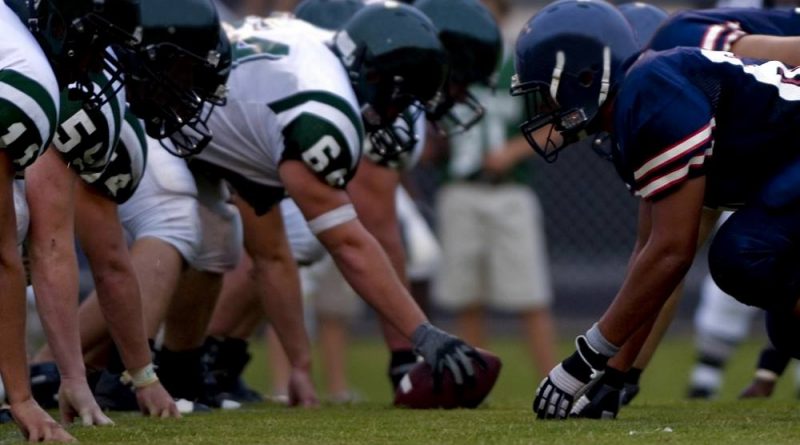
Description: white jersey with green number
xmin=195 ymin=17 xmax=363 ymax=214
xmin=0 ymin=3 xmax=60 ymax=171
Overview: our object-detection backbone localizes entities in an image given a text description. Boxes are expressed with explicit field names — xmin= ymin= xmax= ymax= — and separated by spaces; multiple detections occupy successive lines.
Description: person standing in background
xmin=432 ymin=0 xmax=557 ymax=379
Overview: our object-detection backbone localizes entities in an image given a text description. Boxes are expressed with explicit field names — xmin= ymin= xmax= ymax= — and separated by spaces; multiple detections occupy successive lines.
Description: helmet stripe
xmin=549 ymin=51 xmax=565 ymax=101
xmin=598 ymin=46 xmax=611 ymax=105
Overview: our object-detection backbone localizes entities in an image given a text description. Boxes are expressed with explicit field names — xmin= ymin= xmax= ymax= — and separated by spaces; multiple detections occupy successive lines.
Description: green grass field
xmin=3 ymin=336 xmax=800 ymax=444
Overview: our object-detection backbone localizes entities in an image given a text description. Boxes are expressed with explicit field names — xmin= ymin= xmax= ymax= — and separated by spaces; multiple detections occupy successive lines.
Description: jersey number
xmin=1 ymin=123 xmax=38 ymax=166
xmin=233 ymin=37 xmax=290 ymax=64
xmin=302 ymin=135 xmax=348 ymax=187
xmin=55 ymin=109 xmax=97 ymax=153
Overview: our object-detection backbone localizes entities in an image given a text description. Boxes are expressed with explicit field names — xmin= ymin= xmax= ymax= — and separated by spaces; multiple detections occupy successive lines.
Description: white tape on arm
xmin=307 ymin=204 xmax=357 ymax=235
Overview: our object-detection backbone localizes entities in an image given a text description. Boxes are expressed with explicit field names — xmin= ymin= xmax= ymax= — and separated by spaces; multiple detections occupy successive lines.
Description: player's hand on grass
xmin=59 ymin=377 xmax=114 ymax=426
xmin=411 ymin=322 xmax=486 ymax=391
xmin=10 ymin=398 xmax=76 ymax=442
xmin=533 ymin=335 xmax=608 ymax=420
xmin=288 ymin=367 xmax=319 ymax=408
xmin=136 ymin=382 xmax=181 ymax=418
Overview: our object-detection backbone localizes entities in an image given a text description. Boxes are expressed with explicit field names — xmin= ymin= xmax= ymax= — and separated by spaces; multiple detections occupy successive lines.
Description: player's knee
xmin=708 ymin=224 xmax=798 ymax=311
xmin=766 ymin=310 xmax=800 ymax=360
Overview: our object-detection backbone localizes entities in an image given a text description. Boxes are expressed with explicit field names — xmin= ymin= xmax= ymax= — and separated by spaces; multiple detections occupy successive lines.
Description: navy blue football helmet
xmin=294 ymin=0 xmax=365 ymax=30
xmin=511 ymin=0 xmax=638 ymax=162
xmin=618 ymin=2 xmax=669 ymax=49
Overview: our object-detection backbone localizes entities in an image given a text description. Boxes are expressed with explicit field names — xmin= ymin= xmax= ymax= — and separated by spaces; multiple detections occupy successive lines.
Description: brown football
xmin=393 ymin=348 xmax=502 ymax=409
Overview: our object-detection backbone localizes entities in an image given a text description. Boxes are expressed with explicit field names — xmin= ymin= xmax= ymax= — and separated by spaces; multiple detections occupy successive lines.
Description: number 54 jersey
xmin=194 ymin=18 xmax=364 ymax=215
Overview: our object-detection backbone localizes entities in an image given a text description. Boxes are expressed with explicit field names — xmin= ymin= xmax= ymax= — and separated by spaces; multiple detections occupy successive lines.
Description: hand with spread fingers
xmin=59 ymin=377 xmax=114 ymax=426
xmin=10 ymin=398 xmax=76 ymax=443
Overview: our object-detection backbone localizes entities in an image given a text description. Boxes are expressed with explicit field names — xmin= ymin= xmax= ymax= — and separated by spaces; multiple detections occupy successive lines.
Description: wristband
xmin=121 ymin=363 xmax=159 ymax=388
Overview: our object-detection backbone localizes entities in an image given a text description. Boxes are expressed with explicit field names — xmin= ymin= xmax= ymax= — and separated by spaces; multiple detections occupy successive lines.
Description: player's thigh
xmin=120 ymin=149 xmax=201 ymax=265
xmin=487 ymin=186 xmax=553 ymax=310
xmin=191 ymin=169 xmax=243 ymax=274
xmin=709 ymin=202 xmax=800 ymax=311
xmin=309 ymin=256 xmax=364 ymax=321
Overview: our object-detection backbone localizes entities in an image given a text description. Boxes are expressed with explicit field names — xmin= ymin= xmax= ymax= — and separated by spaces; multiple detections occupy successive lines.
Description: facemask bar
xmin=514 ymin=81 xmax=590 ymax=163
xmin=365 ymin=104 xmax=421 ymax=165
xmin=164 ymin=103 xmax=216 ymax=158
xmin=426 ymin=89 xmax=485 ymax=136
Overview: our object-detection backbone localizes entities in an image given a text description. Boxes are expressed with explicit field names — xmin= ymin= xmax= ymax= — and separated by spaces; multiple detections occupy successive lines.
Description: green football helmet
xmin=117 ymin=0 xmax=231 ymax=156
xmin=332 ymin=1 xmax=446 ymax=158
xmin=414 ymin=0 xmax=502 ymax=135
xmin=294 ymin=0 xmax=365 ymax=31
xmin=5 ymin=0 xmax=142 ymax=106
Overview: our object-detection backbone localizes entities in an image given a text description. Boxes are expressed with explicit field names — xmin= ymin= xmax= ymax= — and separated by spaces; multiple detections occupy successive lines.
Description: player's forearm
xmin=598 ymin=243 xmax=694 ymax=347
xmin=77 ymin=187 xmax=150 ymax=369
xmin=250 ymin=254 xmax=313 ymax=370
xmin=319 ymin=220 xmax=426 ymax=338
xmin=0 ymin=260 xmax=34 ymax=403
xmin=29 ymin=250 xmax=85 ymax=379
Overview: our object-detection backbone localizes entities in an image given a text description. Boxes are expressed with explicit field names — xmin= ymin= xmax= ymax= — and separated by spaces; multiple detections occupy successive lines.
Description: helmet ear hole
xmin=578 ymin=70 xmax=594 ymax=87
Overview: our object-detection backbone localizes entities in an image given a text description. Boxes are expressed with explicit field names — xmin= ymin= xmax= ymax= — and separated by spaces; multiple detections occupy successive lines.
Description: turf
xmin=2 ymin=336 xmax=799 ymax=444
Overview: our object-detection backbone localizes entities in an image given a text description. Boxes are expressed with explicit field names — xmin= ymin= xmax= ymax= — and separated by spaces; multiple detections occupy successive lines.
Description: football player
xmin=513 ymin=0 xmax=800 ymax=420
xmin=567 ymin=6 xmax=800 ymax=416
xmin=158 ymin=2 xmax=489 ymax=408
xmin=26 ymin=3 xmax=231 ymax=414
xmin=203 ymin=0 xmax=502 ymax=404
xmin=17 ymin=0 xmax=228 ymax=422
xmin=0 ymin=0 xmax=138 ymax=440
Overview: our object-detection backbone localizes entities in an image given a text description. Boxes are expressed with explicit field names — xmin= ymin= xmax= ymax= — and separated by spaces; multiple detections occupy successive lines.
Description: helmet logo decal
xmin=549 ymin=50 xmax=565 ymax=101
xmin=335 ymin=31 xmax=357 ymax=67
xmin=598 ymin=46 xmax=611 ymax=105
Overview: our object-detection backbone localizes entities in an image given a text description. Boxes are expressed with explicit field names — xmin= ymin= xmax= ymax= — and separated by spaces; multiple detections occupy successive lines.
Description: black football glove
xmin=411 ymin=323 xmax=486 ymax=391
xmin=533 ymin=335 xmax=609 ymax=420
xmin=569 ymin=378 xmax=622 ymax=419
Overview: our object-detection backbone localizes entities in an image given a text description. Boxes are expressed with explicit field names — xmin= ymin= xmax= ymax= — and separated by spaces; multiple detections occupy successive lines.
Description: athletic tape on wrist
xmin=121 ymin=363 xmax=159 ymax=388
xmin=307 ymin=204 xmax=357 ymax=235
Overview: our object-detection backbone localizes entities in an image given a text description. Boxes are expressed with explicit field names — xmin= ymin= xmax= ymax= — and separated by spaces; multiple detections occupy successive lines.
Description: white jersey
xmin=0 ymin=3 xmax=60 ymax=171
xmin=195 ymin=17 xmax=363 ymax=215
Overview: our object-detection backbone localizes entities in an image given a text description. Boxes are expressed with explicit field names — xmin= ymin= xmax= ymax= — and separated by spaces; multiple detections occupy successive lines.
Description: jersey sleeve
xmin=53 ymin=72 xmax=124 ymax=175
xmin=649 ymin=11 xmax=747 ymax=51
xmin=269 ymin=91 xmax=363 ymax=188
xmin=616 ymin=63 xmax=715 ymax=200
xmin=81 ymin=110 xmax=147 ymax=204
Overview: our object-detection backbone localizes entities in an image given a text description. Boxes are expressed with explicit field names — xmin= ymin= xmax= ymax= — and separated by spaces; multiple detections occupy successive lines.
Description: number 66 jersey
xmin=193 ymin=18 xmax=364 ymax=215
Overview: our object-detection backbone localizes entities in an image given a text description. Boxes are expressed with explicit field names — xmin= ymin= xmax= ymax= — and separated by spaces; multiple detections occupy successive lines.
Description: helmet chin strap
xmin=550 ymin=50 xmax=565 ymax=101
xmin=598 ymin=46 xmax=611 ymax=105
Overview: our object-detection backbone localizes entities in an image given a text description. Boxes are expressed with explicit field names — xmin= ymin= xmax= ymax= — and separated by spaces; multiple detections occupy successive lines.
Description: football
xmin=393 ymin=349 xmax=502 ymax=409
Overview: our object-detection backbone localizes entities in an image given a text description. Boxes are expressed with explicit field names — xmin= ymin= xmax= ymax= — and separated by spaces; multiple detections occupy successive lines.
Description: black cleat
xmin=30 ymin=362 xmax=60 ymax=410
xmin=93 ymin=370 xmax=138 ymax=412
xmin=203 ymin=337 xmax=262 ymax=403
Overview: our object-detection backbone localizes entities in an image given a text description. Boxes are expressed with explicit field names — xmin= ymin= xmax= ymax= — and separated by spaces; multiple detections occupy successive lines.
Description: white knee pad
xmin=13 ymin=180 xmax=27 ymax=247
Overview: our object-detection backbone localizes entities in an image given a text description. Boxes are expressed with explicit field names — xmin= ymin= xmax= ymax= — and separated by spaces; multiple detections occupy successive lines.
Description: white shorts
xmin=434 ymin=183 xmax=553 ymax=311
xmin=119 ymin=140 xmax=201 ymax=264
xmin=396 ymin=186 xmax=440 ymax=281
xmin=303 ymin=255 xmax=364 ymax=320
xmin=191 ymin=167 xmax=243 ymax=273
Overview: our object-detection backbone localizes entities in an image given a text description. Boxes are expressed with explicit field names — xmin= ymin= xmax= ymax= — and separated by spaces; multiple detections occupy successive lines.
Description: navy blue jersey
xmin=614 ymin=47 xmax=800 ymax=208
xmin=650 ymin=8 xmax=800 ymax=51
